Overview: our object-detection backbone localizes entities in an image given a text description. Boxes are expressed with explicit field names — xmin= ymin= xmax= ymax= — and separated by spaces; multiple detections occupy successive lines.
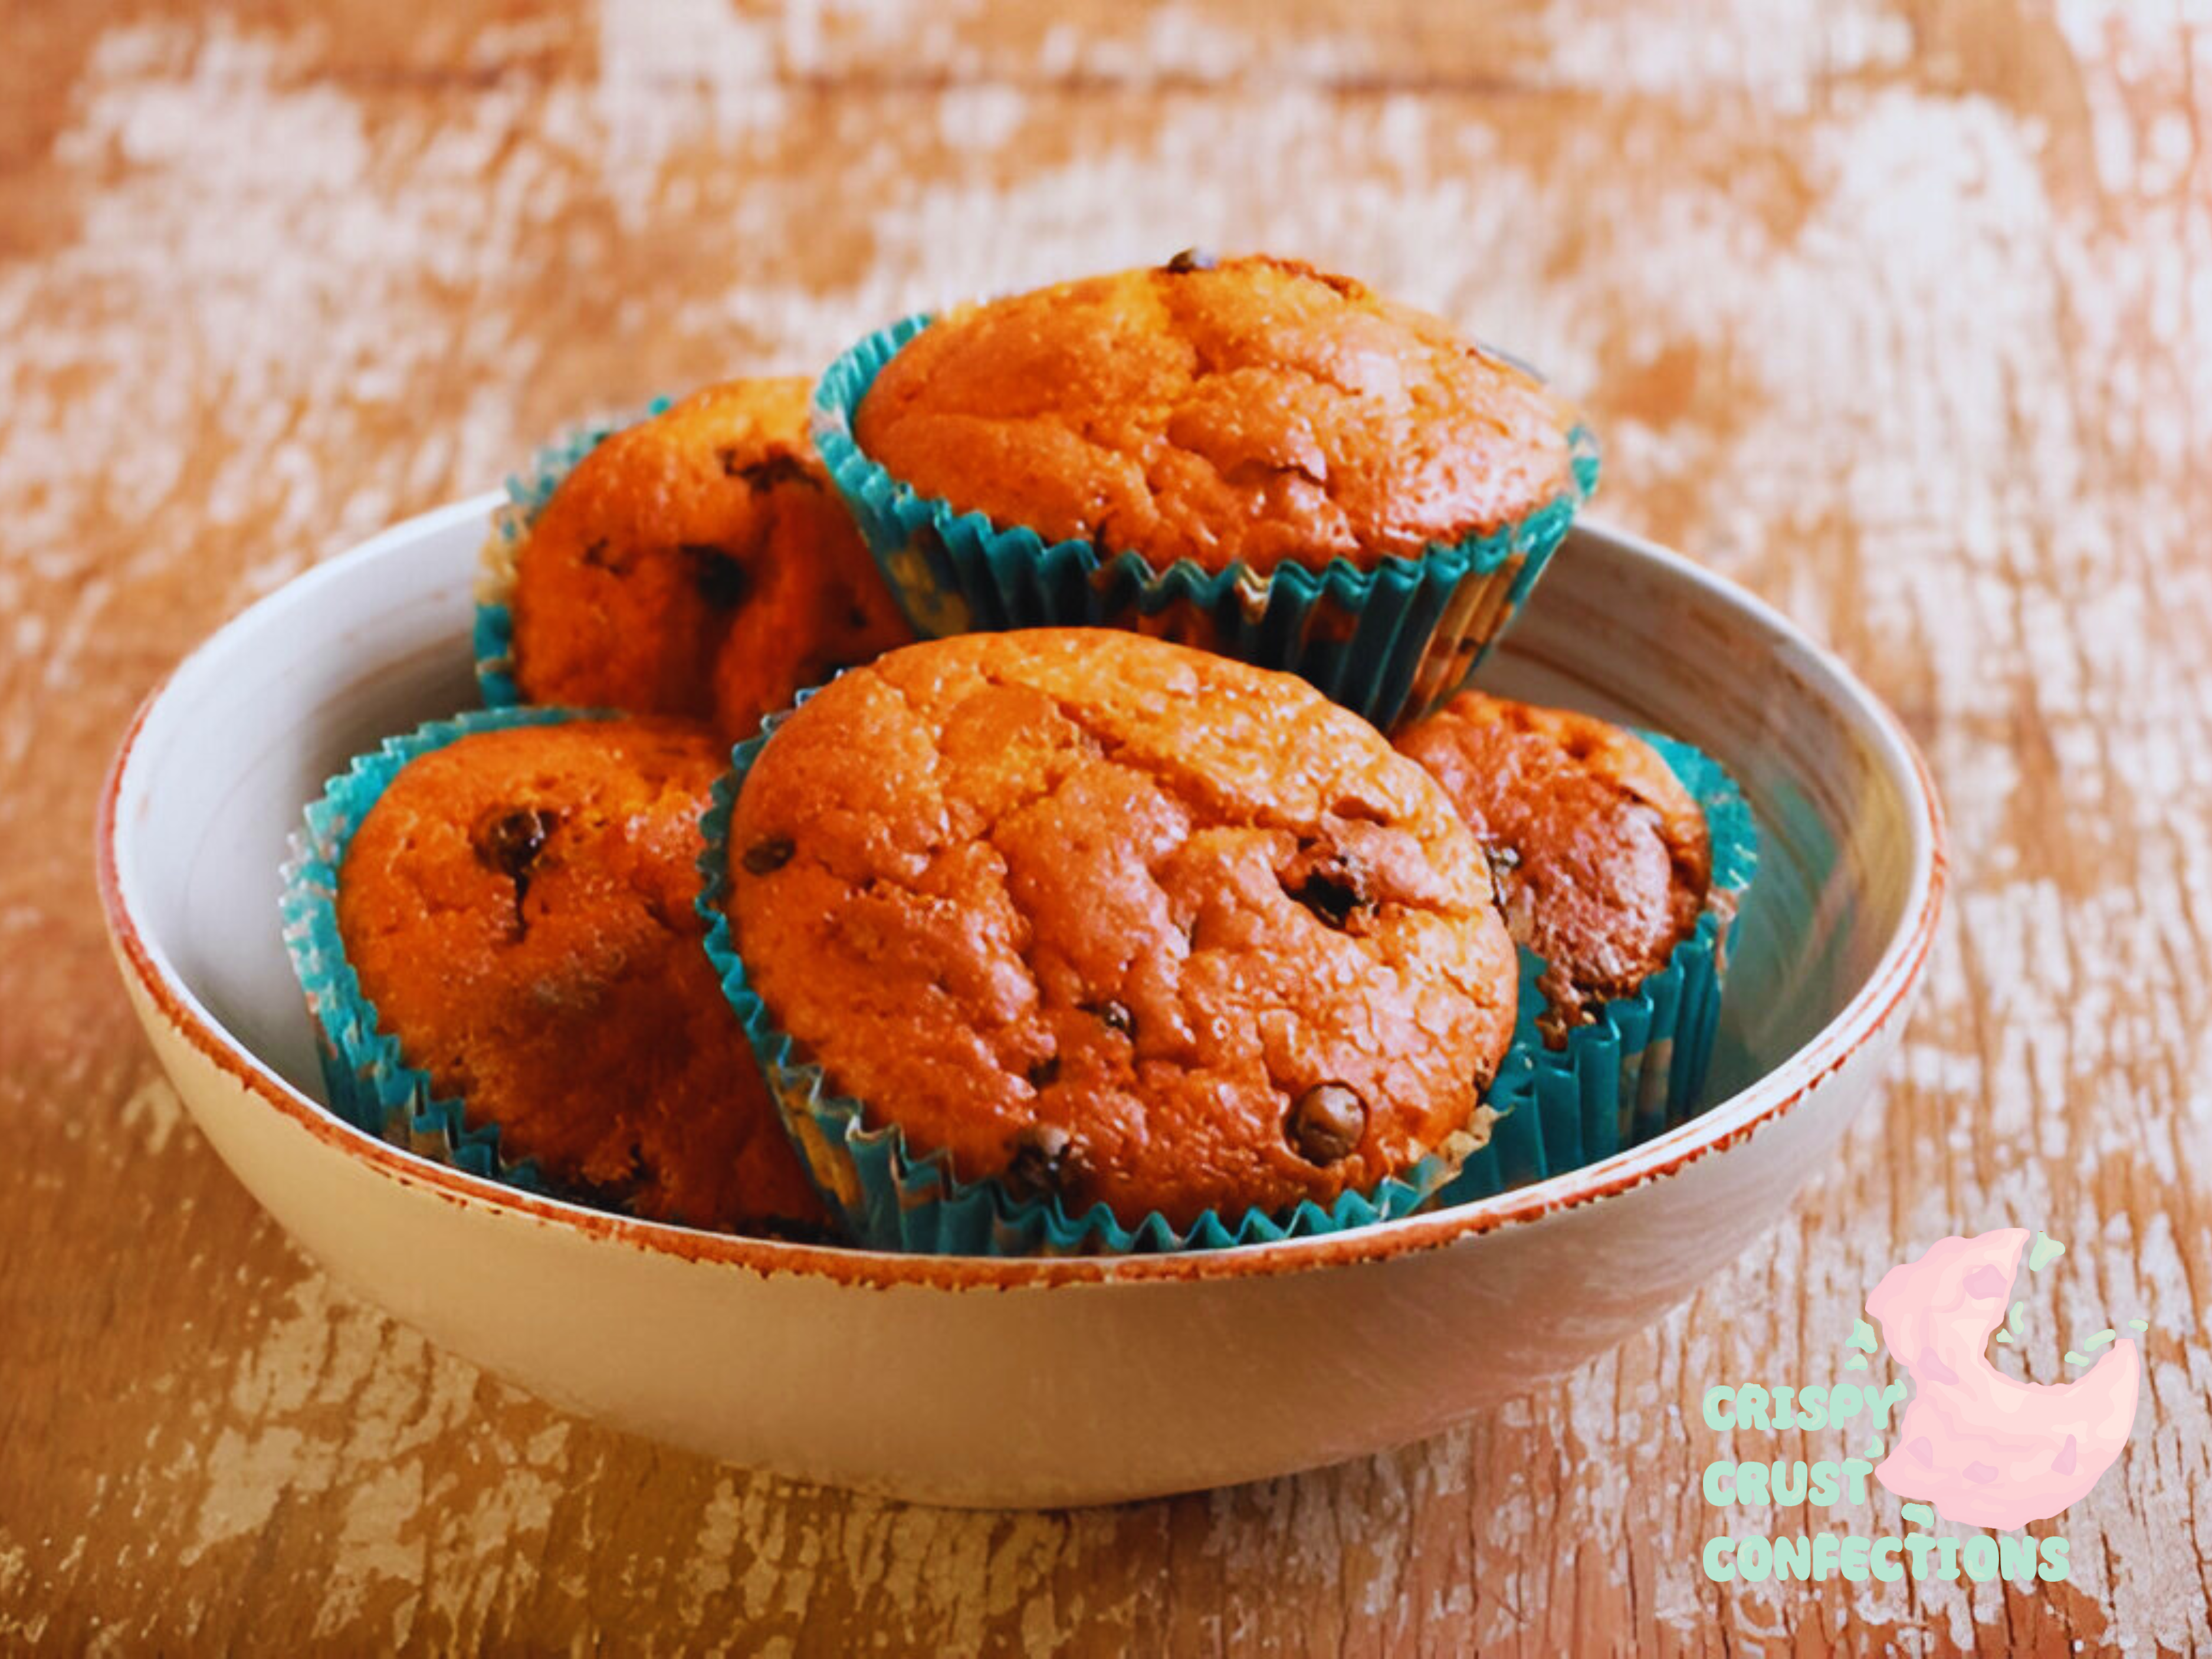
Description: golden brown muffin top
xmin=337 ymin=718 xmax=827 ymax=1235
xmin=726 ymin=629 xmax=1519 ymax=1231
xmin=510 ymin=377 xmax=911 ymax=741
xmin=852 ymin=254 xmax=1580 ymax=574
xmin=1393 ymin=691 xmax=1711 ymax=1039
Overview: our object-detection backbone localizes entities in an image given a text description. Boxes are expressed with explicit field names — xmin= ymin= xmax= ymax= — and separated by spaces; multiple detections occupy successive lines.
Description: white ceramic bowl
xmin=99 ymin=501 xmax=1943 ymax=1509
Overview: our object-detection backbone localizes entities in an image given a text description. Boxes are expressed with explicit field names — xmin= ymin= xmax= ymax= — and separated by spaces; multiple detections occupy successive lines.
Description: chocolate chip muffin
xmin=1393 ymin=690 xmax=1712 ymax=1042
xmin=336 ymin=717 xmax=826 ymax=1234
xmin=506 ymin=377 xmax=911 ymax=740
xmin=852 ymin=254 xmax=1583 ymax=574
xmin=723 ymin=629 xmax=1519 ymax=1231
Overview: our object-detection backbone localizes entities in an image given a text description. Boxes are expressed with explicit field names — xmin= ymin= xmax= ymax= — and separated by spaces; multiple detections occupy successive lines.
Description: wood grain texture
xmin=3 ymin=1 xmax=2209 ymax=1651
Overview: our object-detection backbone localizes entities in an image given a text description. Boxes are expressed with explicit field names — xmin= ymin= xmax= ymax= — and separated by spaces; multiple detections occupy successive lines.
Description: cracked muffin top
xmin=1393 ymin=691 xmax=1711 ymax=1041
xmin=852 ymin=254 xmax=1581 ymax=574
xmin=508 ymin=377 xmax=911 ymax=741
xmin=337 ymin=717 xmax=828 ymax=1236
xmin=724 ymin=629 xmax=1520 ymax=1230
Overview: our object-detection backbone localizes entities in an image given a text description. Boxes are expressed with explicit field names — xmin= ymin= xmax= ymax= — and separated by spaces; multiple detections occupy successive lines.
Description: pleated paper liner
xmin=811 ymin=313 xmax=1600 ymax=732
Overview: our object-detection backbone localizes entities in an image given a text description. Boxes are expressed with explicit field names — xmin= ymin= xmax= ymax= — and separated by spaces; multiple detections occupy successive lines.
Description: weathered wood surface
xmin=4 ymin=2 xmax=2209 ymax=1651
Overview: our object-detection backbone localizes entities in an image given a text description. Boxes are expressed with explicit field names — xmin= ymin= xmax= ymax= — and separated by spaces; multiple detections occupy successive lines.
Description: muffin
xmin=811 ymin=254 xmax=1599 ymax=728
xmin=1393 ymin=690 xmax=1711 ymax=1043
xmin=1395 ymin=689 xmax=1758 ymax=1200
xmin=316 ymin=713 xmax=826 ymax=1235
xmin=705 ymin=628 xmax=1521 ymax=1250
xmin=485 ymin=377 xmax=913 ymax=740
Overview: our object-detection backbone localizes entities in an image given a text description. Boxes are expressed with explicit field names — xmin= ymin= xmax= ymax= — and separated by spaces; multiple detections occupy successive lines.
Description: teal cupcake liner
xmin=1431 ymin=731 xmax=1758 ymax=1207
xmin=474 ymin=397 xmax=675 ymax=709
xmin=697 ymin=695 xmax=1529 ymax=1256
xmin=809 ymin=314 xmax=1600 ymax=731
xmin=278 ymin=705 xmax=607 ymax=1195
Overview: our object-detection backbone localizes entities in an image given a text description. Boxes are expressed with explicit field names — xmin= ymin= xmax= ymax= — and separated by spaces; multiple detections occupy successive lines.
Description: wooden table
xmin=5 ymin=3 xmax=2208 ymax=1651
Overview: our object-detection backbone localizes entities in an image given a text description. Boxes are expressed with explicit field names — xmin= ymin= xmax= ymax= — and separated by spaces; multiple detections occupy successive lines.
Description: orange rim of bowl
xmin=94 ymin=517 xmax=1947 ymax=1292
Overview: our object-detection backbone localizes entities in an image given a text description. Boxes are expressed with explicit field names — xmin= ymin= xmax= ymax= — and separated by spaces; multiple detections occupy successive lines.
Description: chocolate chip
xmin=723 ymin=448 xmax=817 ymax=492
xmin=1285 ymin=845 xmax=1371 ymax=930
xmin=474 ymin=806 xmax=558 ymax=937
xmin=1286 ymin=1083 xmax=1367 ymax=1166
xmin=581 ymin=537 xmax=620 ymax=571
xmin=475 ymin=806 xmax=556 ymax=884
xmin=1091 ymin=1000 xmax=1135 ymax=1039
xmin=1163 ymin=247 xmax=1217 ymax=274
xmin=1026 ymin=1054 xmax=1061 ymax=1090
xmin=1292 ymin=869 xmax=1366 ymax=928
xmin=740 ymin=836 xmax=795 ymax=876
xmin=684 ymin=545 xmax=750 ymax=608
xmin=1002 ymin=1124 xmax=1083 ymax=1206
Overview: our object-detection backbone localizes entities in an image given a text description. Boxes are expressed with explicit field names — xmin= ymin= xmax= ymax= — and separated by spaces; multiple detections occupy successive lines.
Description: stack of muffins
xmin=283 ymin=254 xmax=1754 ymax=1255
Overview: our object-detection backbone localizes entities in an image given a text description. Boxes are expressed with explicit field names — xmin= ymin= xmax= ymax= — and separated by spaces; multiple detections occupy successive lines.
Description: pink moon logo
xmin=1869 ymin=1228 xmax=2139 ymax=1529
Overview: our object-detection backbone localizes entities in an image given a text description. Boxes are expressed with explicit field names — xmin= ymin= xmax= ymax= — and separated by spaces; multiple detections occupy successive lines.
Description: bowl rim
xmin=96 ymin=498 xmax=1947 ymax=1292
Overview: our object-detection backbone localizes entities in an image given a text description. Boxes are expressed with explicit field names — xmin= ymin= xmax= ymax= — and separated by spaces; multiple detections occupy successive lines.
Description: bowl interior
xmin=109 ymin=501 xmax=1925 ymax=1219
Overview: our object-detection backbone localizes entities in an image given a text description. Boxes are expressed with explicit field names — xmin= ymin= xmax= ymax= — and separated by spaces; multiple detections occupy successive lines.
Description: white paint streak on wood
xmin=5 ymin=0 xmax=2211 ymax=1653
